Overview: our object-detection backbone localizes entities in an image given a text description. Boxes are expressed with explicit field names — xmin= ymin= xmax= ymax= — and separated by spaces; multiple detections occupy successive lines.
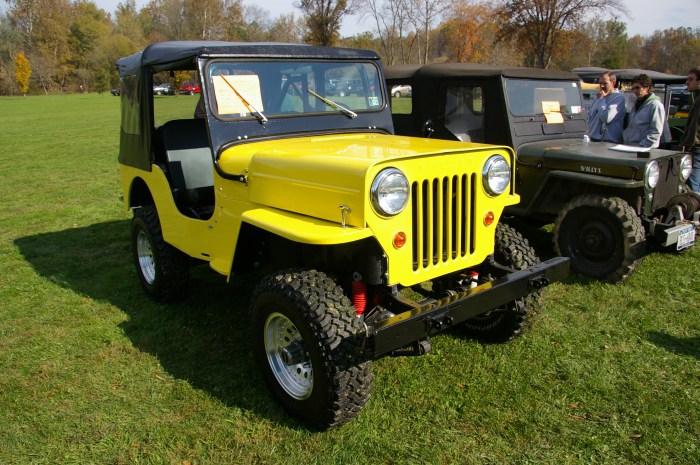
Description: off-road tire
xmin=131 ymin=205 xmax=189 ymax=301
xmin=553 ymin=195 xmax=644 ymax=283
xmin=250 ymin=269 xmax=372 ymax=429
xmin=462 ymin=223 xmax=542 ymax=343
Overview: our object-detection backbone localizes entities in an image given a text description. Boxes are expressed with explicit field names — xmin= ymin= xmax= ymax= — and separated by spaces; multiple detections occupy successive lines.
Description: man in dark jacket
xmin=681 ymin=67 xmax=700 ymax=192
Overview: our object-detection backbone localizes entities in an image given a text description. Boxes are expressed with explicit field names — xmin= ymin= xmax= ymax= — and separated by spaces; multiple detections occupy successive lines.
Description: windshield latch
xmin=338 ymin=204 xmax=351 ymax=228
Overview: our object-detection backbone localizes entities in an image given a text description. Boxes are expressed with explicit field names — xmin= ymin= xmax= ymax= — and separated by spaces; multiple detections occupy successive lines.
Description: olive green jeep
xmin=116 ymin=42 xmax=568 ymax=428
xmin=386 ymin=63 xmax=700 ymax=283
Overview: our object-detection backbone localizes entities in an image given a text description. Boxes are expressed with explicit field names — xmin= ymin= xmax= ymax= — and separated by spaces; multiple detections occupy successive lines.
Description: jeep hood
xmin=218 ymin=133 xmax=504 ymax=228
xmin=517 ymin=139 xmax=684 ymax=181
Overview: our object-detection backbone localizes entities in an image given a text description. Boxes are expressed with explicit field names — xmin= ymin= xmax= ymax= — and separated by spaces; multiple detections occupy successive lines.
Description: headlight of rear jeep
xmin=680 ymin=154 xmax=693 ymax=182
xmin=482 ymin=155 xmax=511 ymax=196
xmin=645 ymin=160 xmax=660 ymax=188
xmin=371 ymin=168 xmax=409 ymax=216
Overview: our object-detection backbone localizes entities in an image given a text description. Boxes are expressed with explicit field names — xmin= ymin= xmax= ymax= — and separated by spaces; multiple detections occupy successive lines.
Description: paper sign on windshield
xmin=212 ymin=75 xmax=264 ymax=116
xmin=542 ymin=100 xmax=564 ymax=123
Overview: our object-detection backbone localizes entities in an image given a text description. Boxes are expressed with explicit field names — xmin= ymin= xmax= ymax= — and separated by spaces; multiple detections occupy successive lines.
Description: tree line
xmin=1 ymin=0 xmax=699 ymax=95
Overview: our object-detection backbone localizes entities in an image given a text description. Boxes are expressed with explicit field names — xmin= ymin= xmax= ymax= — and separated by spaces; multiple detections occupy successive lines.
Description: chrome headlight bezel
xmin=482 ymin=155 xmax=511 ymax=197
xmin=370 ymin=167 xmax=409 ymax=217
xmin=680 ymin=154 xmax=693 ymax=182
xmin=645 ymin=160 xmax=660 ymax=189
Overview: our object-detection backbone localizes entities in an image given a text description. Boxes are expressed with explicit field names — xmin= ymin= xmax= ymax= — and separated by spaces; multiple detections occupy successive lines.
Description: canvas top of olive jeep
xmin=116 ymin=42 xmax=568 ymax=429
xmin=385 ymin=63 xmax=700 ymax=283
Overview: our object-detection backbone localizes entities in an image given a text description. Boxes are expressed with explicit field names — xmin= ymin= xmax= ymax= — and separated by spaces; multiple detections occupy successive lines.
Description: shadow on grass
xmin=14 ymin=220 xmax=297 ymax=427
xmin=646 ymin=331 xmax=700 ymax=360
xmin=502 ymin=217 xmax=556 ymax=261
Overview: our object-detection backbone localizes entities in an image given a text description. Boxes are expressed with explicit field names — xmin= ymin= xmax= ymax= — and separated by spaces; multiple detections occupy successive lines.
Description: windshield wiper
xmin=220 ymin=76 xmax=268 ymax=124
xmin=308 ymin=90 xmax=357 ymax=119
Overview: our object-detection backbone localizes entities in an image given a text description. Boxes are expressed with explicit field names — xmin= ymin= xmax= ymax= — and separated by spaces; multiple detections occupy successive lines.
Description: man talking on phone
xmin=587 ymin=71 xmax=626 ymax=143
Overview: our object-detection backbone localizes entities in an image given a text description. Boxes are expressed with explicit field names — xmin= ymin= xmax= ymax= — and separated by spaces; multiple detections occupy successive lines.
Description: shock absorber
xmin=352 ymin=272 xmax=367 ymax=316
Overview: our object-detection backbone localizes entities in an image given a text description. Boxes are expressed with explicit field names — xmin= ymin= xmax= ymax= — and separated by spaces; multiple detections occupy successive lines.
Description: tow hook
xmin=428 ymin=314 xmax=454 ymax=331
xmin=528 ymin=276 xmax=550 ymax=290
xmin=390 ymin=339 xmax=432 ymax=357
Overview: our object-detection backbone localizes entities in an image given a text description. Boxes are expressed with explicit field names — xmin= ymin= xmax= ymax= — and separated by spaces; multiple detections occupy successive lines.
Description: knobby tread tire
xmin=553 ymin=195 xmax=644 ymax=283
xmin=131 ymin=205 xmax=189 ymax=301
xmin=462 ymin=223 xmax=542 ymax=343
xmin=250 ymin=269 xmax=372 ymax=429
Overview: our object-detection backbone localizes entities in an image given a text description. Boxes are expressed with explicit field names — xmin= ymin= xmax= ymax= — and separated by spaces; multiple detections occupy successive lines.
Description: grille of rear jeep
xmin=411 ymin=174 xmax=476 ymax=271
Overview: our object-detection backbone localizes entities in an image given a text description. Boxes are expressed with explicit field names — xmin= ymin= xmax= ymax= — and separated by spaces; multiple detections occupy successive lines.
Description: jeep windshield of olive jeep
xmin=505 ymin=79 xmax=584 ymax=118
xmin=386 ymin=63 xmax=699 ymax=284
xmin=116 ymin=43 xmax=568 ymax=429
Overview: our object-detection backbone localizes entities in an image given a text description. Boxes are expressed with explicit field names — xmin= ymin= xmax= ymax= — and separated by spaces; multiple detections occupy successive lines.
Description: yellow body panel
xmin=122 ymin=133 xmax=519 ymax=286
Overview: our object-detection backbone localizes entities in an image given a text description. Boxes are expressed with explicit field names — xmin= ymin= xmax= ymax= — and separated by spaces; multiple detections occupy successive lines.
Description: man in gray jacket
xmin=623 ymin=74 xmax=666 ymax=148
xmin=680 ymin=67 xmax=700 ymax=192
xmin=588 ymin=71 xmax=626 ymax=143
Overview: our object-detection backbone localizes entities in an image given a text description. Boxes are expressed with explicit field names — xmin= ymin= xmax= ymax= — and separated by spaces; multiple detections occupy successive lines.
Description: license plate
xmin=677 ymin=225 xmax=695 ymax=251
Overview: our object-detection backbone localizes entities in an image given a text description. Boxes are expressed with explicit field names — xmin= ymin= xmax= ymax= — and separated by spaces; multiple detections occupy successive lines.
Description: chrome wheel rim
xmin=264 ymin=312 xmax=313 ymax=400
xmin=136 ymin=230 xmax=156 ymax=284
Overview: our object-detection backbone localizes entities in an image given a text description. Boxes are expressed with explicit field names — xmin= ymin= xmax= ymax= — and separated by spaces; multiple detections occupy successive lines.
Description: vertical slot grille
xmin=412 ymin=174 xmax=474 ymax=271
xmin=651 ymin=158 xmax=677 ymax=211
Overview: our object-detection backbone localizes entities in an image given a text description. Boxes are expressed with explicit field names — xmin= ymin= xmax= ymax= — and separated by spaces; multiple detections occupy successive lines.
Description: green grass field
xmin=1 ymin=93 xmax=699 ymax=464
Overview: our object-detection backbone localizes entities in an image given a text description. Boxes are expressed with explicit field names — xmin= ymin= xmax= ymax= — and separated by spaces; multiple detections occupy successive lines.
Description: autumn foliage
xmin=13 ymin=51 xmax=31 ymax=95
xmin=1 ymin=0 xmax=699 ymax=95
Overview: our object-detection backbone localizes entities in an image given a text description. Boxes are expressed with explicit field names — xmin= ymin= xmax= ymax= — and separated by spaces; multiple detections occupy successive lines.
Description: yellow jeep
xmin=116 ymin=41 xmax=568 ymax=428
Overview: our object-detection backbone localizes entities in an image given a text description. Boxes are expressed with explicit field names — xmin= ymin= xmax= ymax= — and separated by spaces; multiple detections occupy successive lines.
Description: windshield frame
xmin=203 ymin=59 xmax=384 ymax=122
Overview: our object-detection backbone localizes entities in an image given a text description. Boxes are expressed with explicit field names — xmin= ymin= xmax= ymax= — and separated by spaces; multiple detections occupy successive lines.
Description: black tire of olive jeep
xmin=553 ymin=195 xmax=644 ymax=283
xmin=461 ymin=223 xmax=542 ymax=343
xmin=131 ymin=205 xmax=189 ymax=301
xmin=250 ymin=269 xmax=373 ymax=429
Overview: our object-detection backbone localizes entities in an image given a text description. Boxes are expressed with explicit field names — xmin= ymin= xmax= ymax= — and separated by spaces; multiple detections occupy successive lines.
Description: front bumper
xmin=366 ymin=256 xmax=570 ymax=358
xmin=647 ymin=208 xmax=700 ymax=251
xmin=659 ymin=221 xmax=697 ymax=250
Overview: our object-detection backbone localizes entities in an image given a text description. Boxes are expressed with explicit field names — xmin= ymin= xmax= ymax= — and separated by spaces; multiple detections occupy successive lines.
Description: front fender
xmin=241 ymin=207 xmax=373 ymax=245
xmin=514 ymin=169 xmax=644 ymax=217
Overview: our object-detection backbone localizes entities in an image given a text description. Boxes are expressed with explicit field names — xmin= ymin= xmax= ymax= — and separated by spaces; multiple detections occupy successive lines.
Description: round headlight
xmin=645 ymin=160 xmax=660 ymax=189
xmin=482 ymin=155 xmax=511 ymax=196
xmin=371 ymin=168 xmax=409 ymax=216
xmin=680 ymin=154 xmax=693 ymax=182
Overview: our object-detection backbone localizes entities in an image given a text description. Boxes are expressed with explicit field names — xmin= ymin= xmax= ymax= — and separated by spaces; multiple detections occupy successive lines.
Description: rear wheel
xmin=553 ymin=195 xmax=644 ymax=283
xmin=462 ymin=223 xmax=542 ymax=342
xmin=131 ymin=205 xmax=189 ymax=301
xmin=250 ymin=269 xmax=372 ymax=429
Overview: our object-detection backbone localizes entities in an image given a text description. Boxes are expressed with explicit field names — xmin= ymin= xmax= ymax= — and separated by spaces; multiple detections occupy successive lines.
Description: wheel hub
xmin=577 ymin=220 xmax=615 ymax=259
xmin=280 ymin=341 xmax=308 ymax=366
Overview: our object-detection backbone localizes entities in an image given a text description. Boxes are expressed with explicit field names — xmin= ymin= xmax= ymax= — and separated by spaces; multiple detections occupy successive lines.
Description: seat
xmin=158 ymin=119 xmax=214 ymax=218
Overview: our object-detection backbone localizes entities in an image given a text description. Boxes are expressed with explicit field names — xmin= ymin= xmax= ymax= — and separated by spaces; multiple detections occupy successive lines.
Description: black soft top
xmin=117 ymin=41 xmax=381 ymax=77
xmin=573 ymin=67 xmax=687 ymax=84
xmin=385 ymin=63 xmax=580 ymax=81
xmin=117 ymin=41 xmax=386 ymax=172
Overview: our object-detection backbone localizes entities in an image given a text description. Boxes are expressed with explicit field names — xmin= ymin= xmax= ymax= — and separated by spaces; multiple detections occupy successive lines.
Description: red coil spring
xmin=352 ymin=279 xmax=367 ymax=316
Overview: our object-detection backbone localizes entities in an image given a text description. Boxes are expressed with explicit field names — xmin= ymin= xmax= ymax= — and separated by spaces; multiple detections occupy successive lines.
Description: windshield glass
xmin=205 ymin=60 xmax=382 ymax=120
xmin=505 ymin=79 xmax=583 ymax=117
